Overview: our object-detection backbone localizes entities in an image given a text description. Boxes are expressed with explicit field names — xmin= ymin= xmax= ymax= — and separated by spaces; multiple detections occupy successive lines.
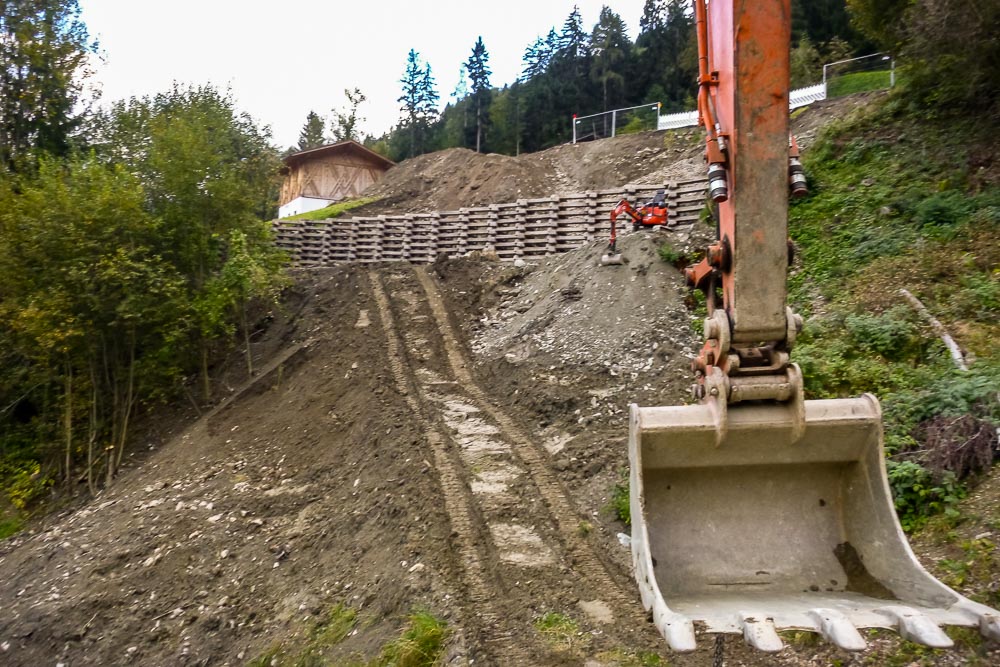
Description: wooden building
xmin=278 ymin=140 xmax=394 ymax=218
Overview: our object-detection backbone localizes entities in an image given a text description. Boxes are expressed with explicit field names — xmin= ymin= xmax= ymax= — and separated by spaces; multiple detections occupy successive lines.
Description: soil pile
xmin=361 ymin=130 xmax=704 ymax=215
xmin=360 ymin=94 xmax=875 ymax=217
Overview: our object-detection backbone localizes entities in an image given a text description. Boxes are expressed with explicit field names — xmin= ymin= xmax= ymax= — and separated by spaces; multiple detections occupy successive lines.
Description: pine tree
xmin=397 ymin=49 xmax=439 ymax=158
xmin=297 ymin=111 xmax=326 ymax=150
xmin=522 ymin=36 xmax=547 ymax=81
xmin=0 ymin=0 xmax=96 ymax=171
xmin=639 ymin=0 xmax=666 ymax=34
xmin=590 ymin=6 xmax=630 ymax=112
xmin=466 ymin=37 xmax=492 ymax=153
xmin=558 ymin=5 xmax=588 ymax=60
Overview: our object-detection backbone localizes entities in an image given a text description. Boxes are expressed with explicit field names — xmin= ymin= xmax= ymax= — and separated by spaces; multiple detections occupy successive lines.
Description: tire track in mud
xmin=368 ymin=271 xmax=532 ymax=666
xmin=411 ymin=266 xmax=652 ymax=625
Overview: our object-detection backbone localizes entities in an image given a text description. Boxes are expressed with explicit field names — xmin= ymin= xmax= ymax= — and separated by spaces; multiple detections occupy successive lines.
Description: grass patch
xmin=280 ymin=197 xmax=378 ymax=221
xmin=249 ymin=606 xmax=448 ymax=667
xmin=249 ymin=603 xmax=358 ymax=666
xmin=374 ymin=610 xmax=449 ymax=667
xmin=534 ymin=612 xmax=580 ymax=649
xmin=827 ymin=69 xmax=893 ymax=97
xmin=595 ymin=648 xmax=668 ymax=666
xmin=0 ymin=514 xmax=24 ymax=539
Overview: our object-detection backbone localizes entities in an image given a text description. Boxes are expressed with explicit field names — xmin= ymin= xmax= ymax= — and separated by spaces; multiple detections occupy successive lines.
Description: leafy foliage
xmin=331 ymin=88 xmax=367 ymax=143
xmin=887 ymin=460 xmax=964 ymax=532
xmin=788 ymin=100 xmax=999 ymax=531
xmin=849 ymin=0 xmax=1000 ymax=111
xmin=0 ymin=83 xmax=287 ymax=523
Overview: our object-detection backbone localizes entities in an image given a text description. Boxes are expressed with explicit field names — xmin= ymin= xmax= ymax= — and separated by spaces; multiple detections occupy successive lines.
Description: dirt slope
xmin=2 ymin=93 xmax=996 ymax=666
xmin=359 ymin=94 xmax=877 ymax=216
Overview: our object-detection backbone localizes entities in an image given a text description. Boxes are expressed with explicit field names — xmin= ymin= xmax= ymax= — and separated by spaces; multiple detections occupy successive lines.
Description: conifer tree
xmin=466 ymin=37 xmax=492 ymax=153
xmin=0 ymin=0 xmax=96 ymax=171
xmin=297 ymin=111 xmax=326 ymax=150
xmin=398 ymin=49 xmax=439 ymax=158
xmin=590 ymin=6 xmax=630 ymax=112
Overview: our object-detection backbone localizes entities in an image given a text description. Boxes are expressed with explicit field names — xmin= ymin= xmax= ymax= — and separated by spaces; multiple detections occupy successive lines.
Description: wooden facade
xmin=279 ymin=141 xmax=394 ymax=207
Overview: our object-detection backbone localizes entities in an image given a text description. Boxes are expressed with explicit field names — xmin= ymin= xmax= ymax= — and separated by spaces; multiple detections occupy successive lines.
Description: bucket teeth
xmin=651 ymin=600 xmax=696 ymax=652
xmin=979 ymin=612 xmax=1000 ymax=642
xmin=739 ymin=614 xmax=783 ymax=652
xmin=807 ymin=608 xmax=867 ymax=651
xmin=877 ymin=605 xmax=954 ymax=648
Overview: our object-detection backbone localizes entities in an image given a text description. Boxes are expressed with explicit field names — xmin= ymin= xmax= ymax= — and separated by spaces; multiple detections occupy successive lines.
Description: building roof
xmin=283 ymin=140 xmax=395 ymax=170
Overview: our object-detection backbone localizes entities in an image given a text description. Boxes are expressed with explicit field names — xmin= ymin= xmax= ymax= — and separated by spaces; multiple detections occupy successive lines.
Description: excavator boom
xmin=628 ymin=0 xmax=1000 ymax=653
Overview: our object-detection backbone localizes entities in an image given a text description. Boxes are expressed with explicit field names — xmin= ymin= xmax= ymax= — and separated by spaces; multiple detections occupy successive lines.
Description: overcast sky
xmin=78 ymin=1 xmax=645 ymax=150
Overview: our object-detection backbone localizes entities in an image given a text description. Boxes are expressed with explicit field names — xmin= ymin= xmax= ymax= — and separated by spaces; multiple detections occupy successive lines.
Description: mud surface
xmin=1 ymin=93 xmax=996 ymax=666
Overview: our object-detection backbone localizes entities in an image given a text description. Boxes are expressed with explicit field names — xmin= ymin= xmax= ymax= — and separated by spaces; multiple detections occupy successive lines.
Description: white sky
xmin=79 ymin=1 xmax=645 ymax=150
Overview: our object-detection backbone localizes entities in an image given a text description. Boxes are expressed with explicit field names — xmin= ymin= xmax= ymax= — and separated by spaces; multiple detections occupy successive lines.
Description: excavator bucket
xmin=600 ymin=251 xmax=623 ymax=266
xmin=629 ymin=395 xmax=1000 ymax=652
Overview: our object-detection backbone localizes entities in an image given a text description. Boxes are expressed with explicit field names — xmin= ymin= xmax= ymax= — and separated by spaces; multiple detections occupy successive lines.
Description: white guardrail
xmin=656 ymin=83 xmax=828 ymax=131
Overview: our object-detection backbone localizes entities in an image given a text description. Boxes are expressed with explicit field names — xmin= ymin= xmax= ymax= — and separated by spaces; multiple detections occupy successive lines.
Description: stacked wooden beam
xmin=274 ymin=178 xmax=707 ymax=266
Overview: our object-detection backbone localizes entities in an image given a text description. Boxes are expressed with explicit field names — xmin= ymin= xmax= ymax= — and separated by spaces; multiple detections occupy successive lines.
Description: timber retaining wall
xmin=273 ymin=178 xmax=707 ymax=265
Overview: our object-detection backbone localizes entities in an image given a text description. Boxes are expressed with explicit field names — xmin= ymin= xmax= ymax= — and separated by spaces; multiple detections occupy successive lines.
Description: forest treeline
xmin=353 ymin=0 xmax=874 ymax=160
xmin=2 ymin=0 xmax=997 ymax=529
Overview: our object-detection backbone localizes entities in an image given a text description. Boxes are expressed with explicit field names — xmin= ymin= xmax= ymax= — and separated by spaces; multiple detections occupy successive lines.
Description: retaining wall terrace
xmin=273 ymin=179 xmax=707 ymax=265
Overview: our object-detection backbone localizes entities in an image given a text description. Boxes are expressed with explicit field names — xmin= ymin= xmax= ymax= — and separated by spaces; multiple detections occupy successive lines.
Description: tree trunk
xmin=87 ymin=363 xmax=97 ymax=496
xmin=242 ymin=301 xmax=254 ymax=376
xmin=63 ymin=362 xmax=72 ymax=488
xmin=113 ymin=335 xmax=137 ymax=478
xmin=475 ymin=98 xmax=482 ymax=153
xmin=201 ymin=342 xmax=211 ymax=403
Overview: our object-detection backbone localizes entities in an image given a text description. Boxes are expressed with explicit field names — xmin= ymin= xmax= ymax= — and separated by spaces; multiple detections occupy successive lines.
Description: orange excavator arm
xmin=626 ymin=0 xmax=1000 ymax=654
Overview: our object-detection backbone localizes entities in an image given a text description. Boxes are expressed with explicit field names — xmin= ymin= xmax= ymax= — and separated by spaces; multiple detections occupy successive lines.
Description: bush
xmin=844 ymin=307 xmax=919 ymax=359
xmin=887 ymin=460 xmax=964 ymax=532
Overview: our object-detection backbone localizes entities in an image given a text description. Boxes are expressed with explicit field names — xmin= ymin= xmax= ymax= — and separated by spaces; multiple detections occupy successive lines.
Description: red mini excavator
xmin=601 ymin=190 xmax=670 ymax=265
xmin=627 ymin=0 xmax=1000 ymax=654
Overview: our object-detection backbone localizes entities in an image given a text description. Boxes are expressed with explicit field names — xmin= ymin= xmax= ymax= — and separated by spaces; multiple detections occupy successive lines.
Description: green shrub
xmin=887 ymin=460 xmax=965 ymax=532
xmin=844 ymin=307 xmax=919 ymax=359
xmin=608 ymin=472 xmax=630 ymax=526
xmin=913 ymin=191 xmax=974 ymax=229
xmin=657 ymin=242 xmax=682 ymax=265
